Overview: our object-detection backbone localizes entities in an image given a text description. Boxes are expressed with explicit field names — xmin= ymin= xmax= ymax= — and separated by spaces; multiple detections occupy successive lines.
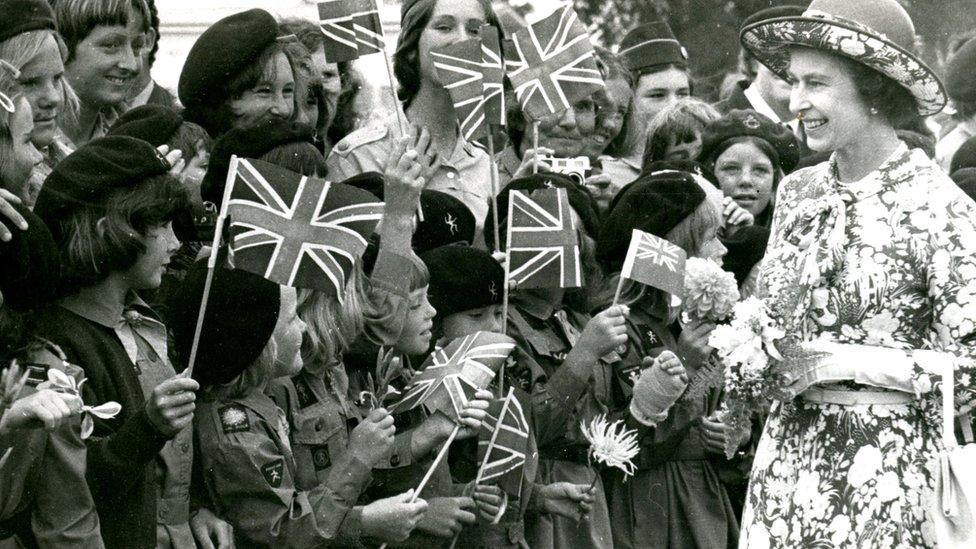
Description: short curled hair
xmin=58 ymin=174 xmax=190 ymax=290
xmin=393 ymin=0 xmax=499 ymax=109
xmin=839 ymin=55 xmax=917 ymax=129
xmin=641 ymin=98 xmax=720 ymax=168
xmin=51 ymin=0 xmax=151 ymax=60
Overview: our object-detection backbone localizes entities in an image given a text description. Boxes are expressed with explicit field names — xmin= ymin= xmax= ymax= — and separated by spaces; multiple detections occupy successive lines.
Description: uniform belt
xmin=801 ymin=387 xmax=914 ymax=405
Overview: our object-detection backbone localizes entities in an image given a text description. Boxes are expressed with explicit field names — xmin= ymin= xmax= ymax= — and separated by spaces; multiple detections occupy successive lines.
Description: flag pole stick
xmin=611 ymin=274 xmax=625 ymax=307
xmin=377 ymin=26 xmax=422 ymax=221
xmin=531 ymin=120 xmax=540 ymax=174
xmin=184 ymin=156 xmax=239 ymax=379
xmin=498 ymin=195 xmax=515 ymax=397
xmin=488 ymin=130 xmax=501 ymax=255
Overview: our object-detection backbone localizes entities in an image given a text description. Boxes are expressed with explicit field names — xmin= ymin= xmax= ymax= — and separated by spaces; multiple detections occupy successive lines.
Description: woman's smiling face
xmin=787 ymin=47 xmax=874 ymax=154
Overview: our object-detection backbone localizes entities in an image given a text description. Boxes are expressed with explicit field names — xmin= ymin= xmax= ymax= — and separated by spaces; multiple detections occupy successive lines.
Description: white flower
xmin=848 ymin=445 xmax=882 ymax=488
xmin=875 ymin=471 xmax=900 ymax=502
xmin=580 ymin=414 xmax=639 ymax=479
xmin=38 ymin=368 xmax=121 ymax=440
xmin=829 ymin=514 xmax=852 ymax=546
xmin=682 ymin=258 xmax=740 ymax=322
xmin=745 ymin=523 xmax=771 ymax=549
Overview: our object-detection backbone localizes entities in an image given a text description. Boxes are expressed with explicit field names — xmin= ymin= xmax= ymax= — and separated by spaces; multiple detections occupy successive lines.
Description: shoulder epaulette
xmin=333 ymin=123 xmax=389 ymax=155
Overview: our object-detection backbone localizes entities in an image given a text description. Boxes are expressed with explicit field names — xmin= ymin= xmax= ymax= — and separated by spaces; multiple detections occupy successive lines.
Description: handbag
xmin=932 ymin=357 xmax=976 ymax=548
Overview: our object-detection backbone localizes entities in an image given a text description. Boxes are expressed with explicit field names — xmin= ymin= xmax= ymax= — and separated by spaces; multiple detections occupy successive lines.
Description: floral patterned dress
xmin=740 ymin=143 xmax=976 ymax=548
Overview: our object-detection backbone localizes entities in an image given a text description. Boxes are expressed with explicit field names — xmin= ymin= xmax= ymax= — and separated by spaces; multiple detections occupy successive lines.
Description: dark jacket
xmin=713 ymin=80 xmax=752 ymax=115
xmin=146 ymin=81 xmax=179 ymax=110
xmin=33 ymin=304 xmax=169 ymax=549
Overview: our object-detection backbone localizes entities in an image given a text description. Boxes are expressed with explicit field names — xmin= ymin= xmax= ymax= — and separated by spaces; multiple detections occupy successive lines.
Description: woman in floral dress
xmin=736 ymin=0 xmax=976 ymax=547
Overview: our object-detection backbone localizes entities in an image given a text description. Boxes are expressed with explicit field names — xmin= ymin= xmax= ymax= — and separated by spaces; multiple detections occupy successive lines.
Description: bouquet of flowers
xmin=681 ymin=258 xmax=740 ymax=324
xmin=708 ymin=297 xmax=784 ymax=458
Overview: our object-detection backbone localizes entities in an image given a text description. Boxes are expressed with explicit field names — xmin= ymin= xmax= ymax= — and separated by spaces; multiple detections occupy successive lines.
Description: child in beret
xmin=420 ymin=244 xmax=596 ymax=548
xmin=483 ymin=173 xmax=628 ymax=549
xmin=179 ymin=9 xmax=295 ymax=139
xmin=596 ymin=169 xmax=742 ymax=549
xmin=170 ymin=263 xmax=432 ymax=546
xmin=30 ymin=136 xmax=228 ymax=548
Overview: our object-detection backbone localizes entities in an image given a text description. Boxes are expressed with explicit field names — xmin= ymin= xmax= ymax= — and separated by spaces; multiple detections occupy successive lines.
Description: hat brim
xmin=740 ymin=15 xmax=947 ymax=116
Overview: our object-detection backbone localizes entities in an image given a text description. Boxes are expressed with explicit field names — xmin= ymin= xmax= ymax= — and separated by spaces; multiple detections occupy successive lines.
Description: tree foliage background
xmin=570 ymin=0 xmax=976 ymax=101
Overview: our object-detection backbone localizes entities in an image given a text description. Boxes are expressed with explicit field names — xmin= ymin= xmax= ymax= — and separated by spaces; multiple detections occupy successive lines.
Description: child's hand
xmin=360 ymin=490 xmax=428 ymax=543
xmin=575 ymin=305 xmax=629 ymax=361
xmin=456 ymin=389 xmax=492 ymax=439
xmin=0 ymin=188 xmax=27 ymax=242
xmin=701 ymin=412 xmax=750 ymax=456
xmin=652 ymin=350 xmax=689 ymax=385
xmin=348 ymin=407 xmax=396 ymax=466
xmin=722 ymin=196 xmax=754 ymax=228
xmin=676 ymin=317 xmax=715 ymax=369
xmin=0 ymin=389 xmax=82 ymax=434
xmin=383 ymin=133 xmax=425 ymax=220
xmin=146 ymin=375 xmax=199 ymax=437
xmin=512 ymin=146 xmax=554 ymax=179
xmin=538 ymin=482 xmax=594 ymax=522
xmin=471 ymin=484 xmax=505 ymax=521
xmin=415 ymin=496 xmax=476 ymax=537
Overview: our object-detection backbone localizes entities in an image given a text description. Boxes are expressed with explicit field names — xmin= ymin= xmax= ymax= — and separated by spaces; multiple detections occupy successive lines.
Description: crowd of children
xmin=3 ymin=0 xmax=976 ymax=548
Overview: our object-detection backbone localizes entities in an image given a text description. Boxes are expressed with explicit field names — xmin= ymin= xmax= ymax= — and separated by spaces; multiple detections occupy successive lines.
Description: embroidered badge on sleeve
xmin=219 ymin=404 xmax=250 ymax=435
xmin=261 ymin=458 xmax=285 ymax=488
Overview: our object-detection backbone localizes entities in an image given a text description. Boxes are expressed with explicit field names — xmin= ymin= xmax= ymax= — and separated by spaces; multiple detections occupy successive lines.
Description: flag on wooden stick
xmin=506 ymin=188 xmax=582 ymax=289
xmin=390 ymin=331 xmax=515 ymax=420
xmin=620 ymin=228 xmax=687 ymax=296
xmin=480 ymin=24 xmax=506 ymax=127
xmin=316 ymin=0 xmax=359 ymax=62
xmin=350 ymin=0 xmax=385 ymax=55
xmin=476 ymin=388 xmax=529 ymax=498
xmin=225 ymin=157 xmax=383 ymax=298
xmin=431 ymin=38 xmax=488 ymax=142
xmin=503 ymin=5 xmax=604 ymax=119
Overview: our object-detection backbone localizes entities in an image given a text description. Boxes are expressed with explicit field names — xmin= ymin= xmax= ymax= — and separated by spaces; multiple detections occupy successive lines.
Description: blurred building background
xmin=153 ymin=0 xmax=976 ymax=107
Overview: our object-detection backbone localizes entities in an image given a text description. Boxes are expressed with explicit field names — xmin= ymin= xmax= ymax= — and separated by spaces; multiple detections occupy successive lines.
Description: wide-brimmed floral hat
xmin=740 ymin=0 xmax=946 ymax=116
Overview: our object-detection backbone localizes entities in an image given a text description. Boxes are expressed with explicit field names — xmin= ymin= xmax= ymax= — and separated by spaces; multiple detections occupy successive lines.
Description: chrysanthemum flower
xmin=580 ymin=414 xmax=640 ymax=479
xmin=683 ymin=258 xmax=740 ymax=322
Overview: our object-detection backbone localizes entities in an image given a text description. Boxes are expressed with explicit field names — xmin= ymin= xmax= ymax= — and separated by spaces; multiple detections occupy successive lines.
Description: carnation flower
xmin=39 ymin=368 xmax=121 ymax=439
xmin=580 ymin=414 xmax=639 ymax=479
xmin=682 ymin=258 xmax=740 ymax=322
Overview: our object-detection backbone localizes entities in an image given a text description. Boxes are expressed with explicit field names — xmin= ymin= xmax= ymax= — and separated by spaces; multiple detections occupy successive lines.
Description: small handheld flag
xmin=506 ymin=188 xmax=582 ymax=289
xmin=432 ymin=38 xmax=487 ymax=142
xmin=480 ymin=24 xmax=506 ymax=127
xmin=350 ymin=0 xmax=385 ymax=55
xmin=316 ymin=0 xmax=359 ymax=62
xmin=476 ymin=387 xmax=529 ymax=498
xmin=503 ymin=6 xmax=604 ymax=119
xmin=225 ymin=157 xmax=383 ymax=298
xmin=620 ymin=228 xmax=687 ymax=296
xmin=390 ymin=331 xmax=515 ymax=420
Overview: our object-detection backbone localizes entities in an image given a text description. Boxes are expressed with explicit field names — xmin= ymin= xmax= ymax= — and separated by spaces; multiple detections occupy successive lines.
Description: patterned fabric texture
xmin=741 ymin=144 xmax=976 ymax=548
xmin=740 ymin=14 xmax=946 ymax=115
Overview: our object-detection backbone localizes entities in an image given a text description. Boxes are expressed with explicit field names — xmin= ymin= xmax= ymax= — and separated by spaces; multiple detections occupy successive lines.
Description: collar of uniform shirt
xmin=60 ymin=290 xmax=161 ymax=330
xmin=513 ymin=291 xmax=558 ymax=321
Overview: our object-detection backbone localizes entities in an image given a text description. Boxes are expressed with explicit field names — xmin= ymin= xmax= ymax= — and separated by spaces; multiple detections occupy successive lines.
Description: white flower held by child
xmin=39 ymin=368 xmax=121 ymax=439
xmin=682 ymin=258 xmax=740 ymax=323
xmin=580 ymin=414 xmax=640 ymax=479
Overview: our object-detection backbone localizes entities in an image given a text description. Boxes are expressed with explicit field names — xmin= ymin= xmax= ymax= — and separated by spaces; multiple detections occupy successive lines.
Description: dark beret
xmin=0 ymin=0 xmax=56 ymax=43
xmin=946 ymin=37 xmax=976 ymax=103
xmin=485 ymin=173 xmax=601 ymax=252
xmin=168 ymin=261 xmax=281 ymax=387
xmin=34 ymin=136 xmax=171 ymax=243
xmin=107 ymin=104 xmax=184 ymax=146
xmin=342 ymin=172 xmax=476 ymax=253
xmin=0 ymin=204 xmax=60 ymax=312
xmin=951 ymin=167 xmax=976 ymax=203
xmin=699 ymin=109 xmax=800 ymax=174
xmin=178 ymin=9 xmax=279 ymax=112
xmin=951 ymin=134 xmax=976 ymax=174
xmin=421 ymin=244 xmax=504 ymax=318
xmin=739 ymin=5 xmax=807 ymax=31
xmin=720 ymin=225 xmax=770 ymax=286
xmin=618 ymin=22 xmax=687 ymax=74
xmin=597 ymin=170 xmax=706 ymax=270
xmin=202 ymin=118 xmax=317 ymax=206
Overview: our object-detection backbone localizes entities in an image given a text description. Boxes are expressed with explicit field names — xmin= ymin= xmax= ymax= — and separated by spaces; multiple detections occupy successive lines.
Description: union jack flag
xmin=390 ymin=331 xmax=515 ymax=420
xmin=620 ymin=228 xmax=687 ymax=296
xmin=503 ymin=6 xmax=604 ymax=119
xmin=431 ymin=38 xmax=487 ymax=142
xmin=350 ymin=0 xmax=384 ymax=55
xmin=225 ymin=157 xmax=383 ymax=298
xmin=316 ymin=0 xmax=359 ymax=63
xmin=476 ymin=388 xmax=529 ymax=498
xmin=480 ymin=25 xmax=505 ymax=127
xmin=506 ymin=188 xmax=582 ymax=289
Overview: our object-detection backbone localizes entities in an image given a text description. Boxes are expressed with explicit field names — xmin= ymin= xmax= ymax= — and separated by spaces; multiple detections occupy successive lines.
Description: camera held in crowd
xmin=542 ymin=156 xmax=591 ymax=185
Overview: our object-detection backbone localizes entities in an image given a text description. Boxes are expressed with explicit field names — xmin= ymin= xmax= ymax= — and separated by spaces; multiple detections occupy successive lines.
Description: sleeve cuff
xmin=326 ymin=454 xmax=373 ymax=503
xmin=338 ymin=506 xmax=365 ymax=547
